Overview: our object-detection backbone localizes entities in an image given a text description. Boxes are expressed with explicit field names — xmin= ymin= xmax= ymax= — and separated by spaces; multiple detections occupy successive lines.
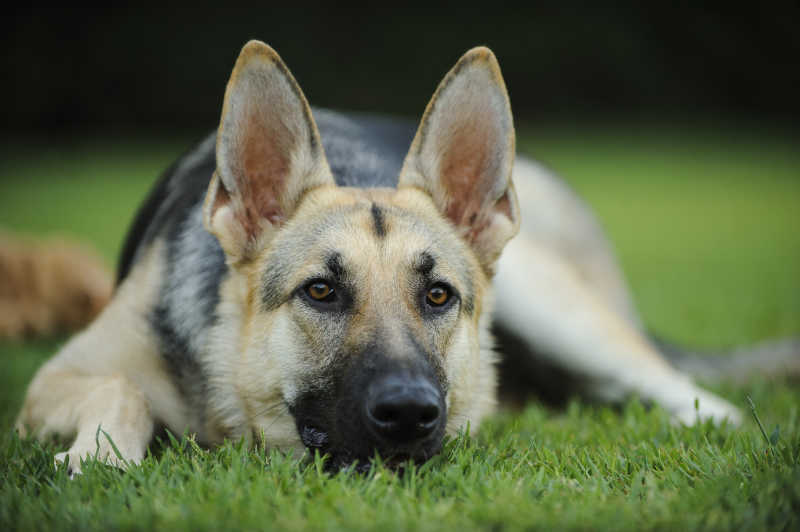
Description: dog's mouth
xmin=298 ymin=423 xmax=444 ymax=472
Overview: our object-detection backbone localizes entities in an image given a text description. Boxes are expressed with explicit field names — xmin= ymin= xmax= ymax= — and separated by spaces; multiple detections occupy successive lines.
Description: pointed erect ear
xmin=398 ymin=47 xmax=520 ymax=273
xmin=203 ymin=40 xmax=334 ymax=262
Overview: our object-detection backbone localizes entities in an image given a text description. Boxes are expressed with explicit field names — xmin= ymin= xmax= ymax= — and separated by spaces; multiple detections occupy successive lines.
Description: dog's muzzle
xmin=290 ymin=348 xmax=448 ymax=470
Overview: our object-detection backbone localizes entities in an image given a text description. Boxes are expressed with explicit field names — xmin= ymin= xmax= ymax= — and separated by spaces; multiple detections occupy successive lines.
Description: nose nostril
xmin=371 ymin=402 xmax=439 ymax=426
xmin=418 ymin=404 xmax=439 ymax=425
xmin=372 ymin=404 xmax=400 ymax=424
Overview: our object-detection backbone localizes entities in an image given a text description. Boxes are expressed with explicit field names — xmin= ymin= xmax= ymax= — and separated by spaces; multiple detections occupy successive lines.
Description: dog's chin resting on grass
xmin=0 ymin=232 xmax=112 ymax=340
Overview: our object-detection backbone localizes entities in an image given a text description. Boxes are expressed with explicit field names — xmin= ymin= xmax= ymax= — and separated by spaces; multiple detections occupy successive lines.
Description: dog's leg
xmin=512 ymin=158 xmax=643 ymax=329
xmin=17 ymin=368 xmax=153 ymax=476
xmin=494 ymin=235 xmax=742 ymax=425
xmin=16 ymin=242 xmax=189 ymax=475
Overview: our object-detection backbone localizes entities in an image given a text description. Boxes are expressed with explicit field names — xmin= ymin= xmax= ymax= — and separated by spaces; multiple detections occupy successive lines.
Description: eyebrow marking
xmin=370 ymin=203 xmax=386 ymax=238
xmin=326 ymin=252 xmax=346 ymax=282
xmin=416 ymin=252 xmax=436 ymax=275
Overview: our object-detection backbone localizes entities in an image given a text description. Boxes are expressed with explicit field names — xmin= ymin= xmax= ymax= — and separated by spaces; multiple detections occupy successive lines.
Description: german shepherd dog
xmin=16 ymin=41 xmax=796 ymax=474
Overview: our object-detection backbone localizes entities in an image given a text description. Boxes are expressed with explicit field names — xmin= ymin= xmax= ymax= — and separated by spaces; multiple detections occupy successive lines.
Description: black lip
xmin=297 ymin=420 xmax=444 ymax=469
xmin=300 ymin=426 xmax=329 ymax=449
xmin=307 ymin=438 xmax=445 ymax=473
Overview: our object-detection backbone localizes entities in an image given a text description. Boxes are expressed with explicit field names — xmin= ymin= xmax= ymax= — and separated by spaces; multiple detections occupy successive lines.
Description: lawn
xmin=1 ymin=124 xmax=799 ymax=531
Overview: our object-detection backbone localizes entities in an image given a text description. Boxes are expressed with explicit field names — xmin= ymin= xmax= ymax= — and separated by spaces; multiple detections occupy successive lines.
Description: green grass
xmin=1 ymin=125 xmax=799 ymax=531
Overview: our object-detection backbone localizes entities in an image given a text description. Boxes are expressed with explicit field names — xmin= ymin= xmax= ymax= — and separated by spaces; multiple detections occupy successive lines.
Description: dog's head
xmin=203 ymin=41 xmax=519 ymax=469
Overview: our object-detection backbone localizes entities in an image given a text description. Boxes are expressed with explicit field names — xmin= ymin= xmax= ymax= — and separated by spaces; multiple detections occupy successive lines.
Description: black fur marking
xmin=148 ymin=212 xmax=225 ymax=426
xmin=326 ymin=252 xmax=346 ymax=283
xmin=289 ymin=337 xmax=447 ymax=471
xmin=314 ymin=109 xmax=414 ymax=188
xmin=116 ymin=133 xmax=217 ymax=284
xmin=416 ymin=252 xmax=436 ymax=275
xmin=370 ymin=203 xmax=386 ymax=238
xmin=150 ymin=305 xmax=207 ymax=408
xmin=116 ymin=169 xmax=173 ymax=284
xmin=493 ymin=323 xmax=585 ymax=407
xmin=301 ymin=426 xmax=329 ymax=448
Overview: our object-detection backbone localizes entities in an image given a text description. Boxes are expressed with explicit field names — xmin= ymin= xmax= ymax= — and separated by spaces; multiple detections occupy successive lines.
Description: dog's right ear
xmin=204 ymin=40 xmax=334 ymax=263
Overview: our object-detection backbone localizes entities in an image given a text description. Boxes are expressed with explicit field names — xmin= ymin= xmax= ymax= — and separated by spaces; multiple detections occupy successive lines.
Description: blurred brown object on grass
xmin=0 ymin=231 xmax=112 ymax=340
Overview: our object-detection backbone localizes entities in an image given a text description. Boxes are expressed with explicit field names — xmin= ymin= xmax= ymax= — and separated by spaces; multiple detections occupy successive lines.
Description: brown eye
xmin=426 ymin=285 xmax=450 ymax=306
xmin=307 ymin=282 xmax=334 ymax=301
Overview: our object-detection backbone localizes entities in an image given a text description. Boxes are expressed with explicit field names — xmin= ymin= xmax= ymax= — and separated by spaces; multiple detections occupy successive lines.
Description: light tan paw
xmin=671 ymin=393 xmax=743 ymax=427
xmin=54 ymin=440 xmax=141 ymax=478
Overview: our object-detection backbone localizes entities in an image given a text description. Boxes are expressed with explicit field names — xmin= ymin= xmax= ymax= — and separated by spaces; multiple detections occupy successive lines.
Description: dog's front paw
xmin=671 ymin=391 xmax=743 ymax=427
xmin=54 ymin=450 xmax=84 ymax=479
xmin=54 ymin=441 xmax=141 ymax=478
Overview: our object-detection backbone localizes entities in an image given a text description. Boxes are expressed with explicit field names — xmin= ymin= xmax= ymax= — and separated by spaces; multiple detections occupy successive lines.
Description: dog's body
xmin=20 ymin=41 xmax=780 ymax=474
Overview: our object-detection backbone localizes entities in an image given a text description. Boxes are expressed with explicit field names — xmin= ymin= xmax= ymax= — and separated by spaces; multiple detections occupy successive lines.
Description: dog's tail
xmin=654 ymin=335 xmax=800 ymax=381
xmin=0 ymin=231 xmax=112 ymax=340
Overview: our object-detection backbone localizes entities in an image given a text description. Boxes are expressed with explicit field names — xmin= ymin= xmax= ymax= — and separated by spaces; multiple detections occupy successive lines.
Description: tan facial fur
xmin=215 ymin=186 xmax=498 ymax=449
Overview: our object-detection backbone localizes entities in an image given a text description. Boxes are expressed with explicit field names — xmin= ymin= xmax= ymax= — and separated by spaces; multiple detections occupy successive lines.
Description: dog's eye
xmin=307 ymin=282 xmax=335 ymax=301
xmin=426 ymin=284 xmax=450 ymax=307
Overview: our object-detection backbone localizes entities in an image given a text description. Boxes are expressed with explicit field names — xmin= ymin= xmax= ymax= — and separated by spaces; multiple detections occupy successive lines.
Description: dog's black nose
xmin=365 ymin=374 xmax=444 ymax=444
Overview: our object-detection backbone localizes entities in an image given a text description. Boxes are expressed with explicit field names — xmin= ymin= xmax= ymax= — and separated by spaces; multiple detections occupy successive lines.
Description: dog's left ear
xmin=398 ymin=47 xmax=519 ymax=273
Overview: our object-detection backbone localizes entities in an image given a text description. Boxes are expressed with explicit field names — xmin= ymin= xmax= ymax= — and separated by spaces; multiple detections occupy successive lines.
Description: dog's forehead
xmin=259 ymin=187 xmax=478 ymax=302
xmin=280 ymin=187 xmax=470 ymax=260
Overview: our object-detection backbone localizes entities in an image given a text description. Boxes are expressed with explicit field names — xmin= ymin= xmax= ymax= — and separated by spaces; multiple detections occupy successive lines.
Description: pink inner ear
xmin=440 ymin=112 xmax=503 ymax=235
xmin=493 ymin=189 xmax=514 ymax=219
xmin=236 ymin=117 xmax=294 ymax=236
